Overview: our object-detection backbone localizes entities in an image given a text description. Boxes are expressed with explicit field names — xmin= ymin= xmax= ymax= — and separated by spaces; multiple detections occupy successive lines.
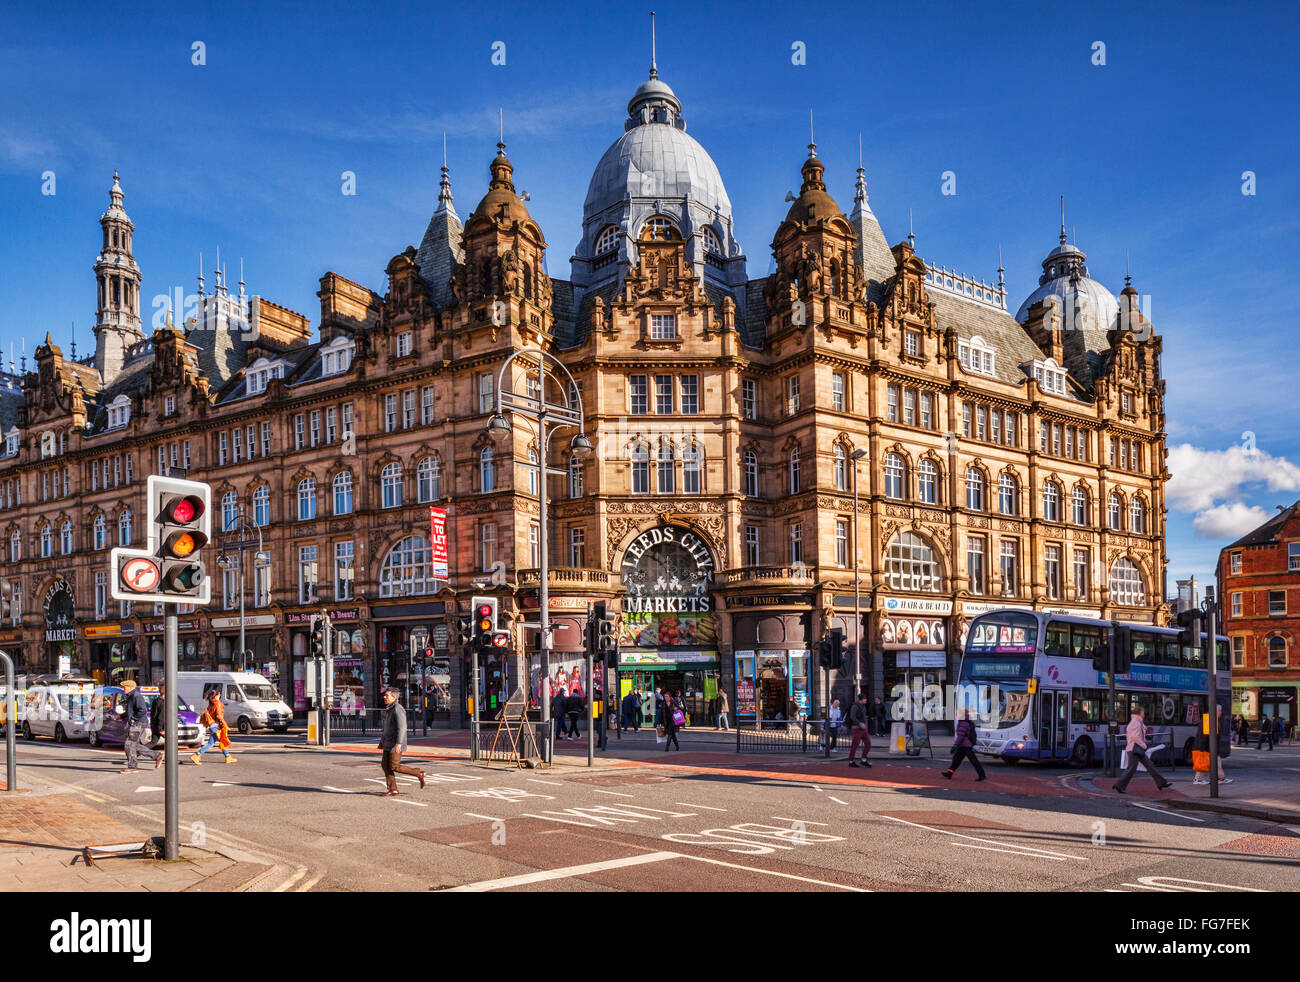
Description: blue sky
xmin=2 ymin=0 xmax=1298 ymax=590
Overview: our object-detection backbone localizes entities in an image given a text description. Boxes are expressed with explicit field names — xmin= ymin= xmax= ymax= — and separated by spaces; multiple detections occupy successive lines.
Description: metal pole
xmin=164 ymin=612 xmax=179 ymax=860
xmin=1105 ymin=620 xmax=1119 ymax=778
xmin=322 ymin=615 xmax=332 ymax=748
xmin=1 ymin=650 xmax=15 ymax=792
xmin=586 ymin=649 xmax=595 ymax=767
xmin=238 ymin=546 xmax=246 ymax=673
xmin=538 ymin=411 xmax=552 ymax=766
xmin=853 ymin=461 xmax=861 ymax=700
xmin=1206 ymin=587 xmax=1219 ymax=799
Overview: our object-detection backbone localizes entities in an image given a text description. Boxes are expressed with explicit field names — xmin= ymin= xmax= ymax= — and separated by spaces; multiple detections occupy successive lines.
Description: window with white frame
xmin=905 ymin=390 xmax=916 ymax=426
xmin=742 ymin=378 xmax=756 ymax=420
xmin=655 ymin=375 xmax=673 ymax=415
xmin=1031 ymin=359 xmax=1067 ymax=395
xmin=1045 ymin=544 xmax=1062 ymax=600
xmin=422 ymin=386 xmax=435 ymax=425
xmin=93 ymin=515 xmax=106 ymax=550
xmin=402 ymin=390 xmax=415 ymax=429
xmin=743 ymin=450 xmax=759 ymax=497
xmin=1042 ymin=481 xmax=1061 ymax=522
xmin=1231 ymin=592 xmax=1242 ymax=617
xmin=649 ymin=314 xmax=676 ymax=339
xmin=1230 ymin=552 xmax=1242 ymax=574
xmin=1231 ymin=636 xmax=1244 ymax=667
xmin=631 ymin=445 xmax=649 ymax=494
xmin=702 ymin=225 xmax=722 ymax=255
xmin=744 ymin=525 xmax=759 ymax=567
xmin=335 ymin=541 xmax=354 ymax=601
xmin=999 ymin=474 xmax=1018 ymax=516
xmin=479 ymin=523 xmax=496 ymax=572
xmin=8 ymin=531 xmax=18 ymax=563
xmin=118 ymin=509 xmax=132 ymax=545
xmin=478 ymin=373 xmax=494 ymax=414
xmin=529 ymin=523 xmax=540 ymax=567
xmin=381 ymin=462 xmax=403 ymax=508
xmin=297 ymin=545 xmax=318 ymax=604
xmin=218 ymin=432 xmax=228 ymax=466
xmin=479 ymin=447 xmax=494 ymax=492
xmin=836 ymin=520 xmax=850 ymax=569
xmin=164 ymin=395 xmax=175 ymax=416
xmin=3 ymin=429 xmax=18 ymax=458
xmin=918 ymin=459 xmax=938 ymax=504
xmin=682 ymin=444 xmax=701 ymax=494
xmin=680 ymin=375 xmax=699 ymax=415
xmin=379 ymin=536 xmax=432 ymax=597
xmin=967 ymin=536 xmax=986 ymax=595
xmin=221 ymin=491 xmax=237 ymax=531
xmin=594 ymin=225 xmax=618 ymax=255
xmin=293 ymin=414 xmax=306 ymax=450
xmin=629 ymin=375 xmax=648 ymax=415
xmin=832 ymin=372 xmax=846 ymax=412
xmin=384 ymin=394 xmax=398 ymax=433
xmin=1072 ymin=486 xmax=1089 ymax=525
xmin=254 ymin=564 xmax=270 ymax=607
xmin=904 ymin=330 xmax=920 ymax=357
xmin=221 ymin=567 xmax=239 ymax=610
xmin=786 ymin=375 xmax=800 ymax=415
xmin=95 ymin=572 xmax=107 ymax=620
xmin=1109 ymin=558 xmax=1146 ymax=606
xmin=1268 ymin=636 xmax=1287 ymax=669
xmin=921 ymin=392 xmax=933 ymax=430
xmin=1130 ymin=497 xmax=1146 ymax=534
xmin=60 ymin=520 xmax=72 ymax=554
xmin=657 ymin=444 xmax=675 ymax=494
xmin=418 ymin=458 xmax=440 ymax=503
xmin=1269 ymin=590 xmax=1286 ymax=616
xmin=1108 ymin=492 xmax=1123 ymax=531
xmin=789 ymin=522 xmax=803 ymax=565
xmin=39 ymin=525 xmax=51 ymax=558
xmin=1290 ymin=543 xmax=1300 ymax=572
xmin=253 ymin=485 xmax=270 ymax=527
xmin=1000 ymin=539 xmax=1018 ymax=596
xmin=833 ymin=445 xmax=848 ymax=492
xmin=333 ymin=472 xmax=353 ymax=515
xmin=569 ymin=527 xmax=585 ymax=567
xmin=788 ymin=447 xmax=801 ymax=494
xmin=260 ymin=424 xmax=270 ymax=458
xmin=1073 ymin=547 xmax=1089 ymax=600
xmin=396 ymin=332 xmax=413 ymax=358
xmin=298 ymin=478 xmax=316 ymax=520
xmin=309 ymin=411 xmax=321 ymax=447
xmin=320 ymin=338 xmax=355 ymax=376
xmin=965 ymin=468 xmax=985 ymax=511
xmin=958 ymin=336 xmax=996 ymax=376
xmin=885 ymin=532 xmax=942 ymax=592
xmin=884 ymin=453 xmax=905 ymax=500
xmin=568 ymin=455 xmax=582 ymax=499
xmin=106 ymin=395 xmax=131 ymax=430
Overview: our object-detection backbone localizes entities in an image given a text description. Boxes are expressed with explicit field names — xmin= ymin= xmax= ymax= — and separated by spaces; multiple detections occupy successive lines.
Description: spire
xmin=1125 ymin=249 xmax=1132 ymax=287
xmin=908 ymin=209 xmax=915 ymax=249
xmin=997 ymin=245 xmax=1006 ymax=293
xmin=808 ymin=109 xmax=816 ymax=156
xmin=436 ymin=134 xmax=456 ymax=215
xmin=853 ymin=132 xmax=867 ymax=205
xmin=649 ymin=10 xmax=658 ymax=79
xmin=1059 ymin=194 xmax=1066 ymax=246
xmin=110 ymin=169 xmax=124 ymax=210
xmin=239 ymin=256 xmax=246 ymax=299
xmin=71 ymin=320 xmax=77 ymax=360
xmin=198 ymin=251 xmax=206 ymax=297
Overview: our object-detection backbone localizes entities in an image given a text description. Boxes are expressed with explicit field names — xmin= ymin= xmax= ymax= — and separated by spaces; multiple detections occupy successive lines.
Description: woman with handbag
xmin=663 ymin=690 xmax=684 ymax=752
xmin=191 ymin=689 xmax=236 ymax=765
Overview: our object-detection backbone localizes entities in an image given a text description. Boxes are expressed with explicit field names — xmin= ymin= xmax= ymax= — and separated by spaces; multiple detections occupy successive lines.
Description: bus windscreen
xmin=966 ymin=612 xmax=1039 ymax=654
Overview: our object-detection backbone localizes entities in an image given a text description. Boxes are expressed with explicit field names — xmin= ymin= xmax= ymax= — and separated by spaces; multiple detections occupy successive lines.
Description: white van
xmin=21 ymin=677 xmax=97 ymax=743
xmin=176 ymin=671 xmax=292 ymax=734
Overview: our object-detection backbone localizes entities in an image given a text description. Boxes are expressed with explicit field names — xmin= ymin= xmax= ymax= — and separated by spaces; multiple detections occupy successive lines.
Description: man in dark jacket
xmin=871 ymin=697 xmax=888 ymax=736
xmin=148 ymin=682 xmax=166 ymax=747
xmin=117 ymin=679 xmax=163 ymax=773
xmin=847 ymin=693 xmax=872 ymax=768
xmin=943 ymin=709 xmax=986 ymax=780
xmin=377 ymin=687 xmax=425 ymax=796
xmin=1256 ymin=714 xmax=1273 ymax=751
xmin=551 ymin=688 xmax=567 ymax=742
xmin=620 ymin=690 xmax=638 ymax=734
xmin=565 ymin=691 xmax=583 ymax=740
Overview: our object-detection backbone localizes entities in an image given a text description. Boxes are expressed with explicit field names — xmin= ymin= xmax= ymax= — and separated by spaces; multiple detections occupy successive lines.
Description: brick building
xmin=0 ymin=57 xmax=1169 ymax=725
xmin=1218 ymin=502 xmax=1300 ymax=726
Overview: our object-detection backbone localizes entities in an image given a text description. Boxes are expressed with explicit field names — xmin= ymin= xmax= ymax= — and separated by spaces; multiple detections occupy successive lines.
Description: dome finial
xmin=808 ymin=109 xmax=816 ymax=156
xmin=497 ymin=107 xmax=505 ymax=155
xmin=649 ymin=10 xmax=657 ymax=79
xmin=1125 ymin=249 xmax=1132 ymax=288
xmin=1059 ymin=194 xmax=1066 ymax=246
xmin=854 ymin=132 xmax=867 ymax=204
xmin=908 ymin=208 xmax=916 ymax=249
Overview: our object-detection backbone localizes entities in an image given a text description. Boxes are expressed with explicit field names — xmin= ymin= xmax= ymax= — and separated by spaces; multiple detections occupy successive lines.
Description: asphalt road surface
xmin=8 ymin=733 xmax=1299 ymax=892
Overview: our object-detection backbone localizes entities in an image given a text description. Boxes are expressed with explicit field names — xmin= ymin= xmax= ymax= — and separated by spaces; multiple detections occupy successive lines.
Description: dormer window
xmin=649 ymin=314 xmax=676 ymax=340
xmin=958 ymin=336 xmax=996 ymax=376
xmin=702 ymin=226 xmax=722 ymax=256
xmin=2 ymin=429 xmax=17 ymax=458
xmin=245 ymin=358 xmax=286 ymax=395
xmin=1030 ymin=358 xmax=1067 ymax=396
xmin=320 ymin=337 xmax=355 ymax=377
xmin=640 ymin=215 xmax=678 ymax=240
xmin=164 ymin=395 xmax=176 ymax=417
xmin=396 ymin=332 xmax=413 ymax=359
xmin=594 ymin=226 xmax=618 ymax=256
xmin=106 ymin=395 xmax=131 ymax=430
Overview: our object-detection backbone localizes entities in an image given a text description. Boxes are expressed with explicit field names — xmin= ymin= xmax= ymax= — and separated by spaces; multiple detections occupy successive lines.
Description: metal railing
xmin=328 ymin=704 xmax=431 ymax=738
xmin=735 ymin=718 xmax=828 ymax=754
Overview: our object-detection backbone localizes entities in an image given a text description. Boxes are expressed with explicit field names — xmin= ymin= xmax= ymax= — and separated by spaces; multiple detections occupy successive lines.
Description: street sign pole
xmin=323 ymin=614 xmax=332 ymax=748
xmin=164 ymin=612 xmax=179 ymax=860
xmin=1105 ymin=621 xmax=1119 ymax=778
xmin=586 ymin=648 xmax=595 ymax=768
xmin=1206 ymin=587 xmax=1219 ymax=800
xmin=1 ymin=649 xmax=16 ymax=792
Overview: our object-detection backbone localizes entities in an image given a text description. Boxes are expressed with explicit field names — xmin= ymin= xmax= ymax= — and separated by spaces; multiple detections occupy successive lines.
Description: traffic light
xmin=1176 ymin=608 xmax=1202 ymax=668
xmin=472 ymin=596 xmax=509 ymax=652
xmin=112 ymin=475 xmax=211 ymax=604
xmin=1112 ymin=624 xmax=1132 ymax=675
xmin=818 ymin=629 xmax=844 ymax=670
xmin=455 ymin=616 xmax=474 ymax=649
xmin=593 ymin=601 xmax=618 ymax=668
xmin=818 ymin=634 xmax=834 ymax=669
xmin=310 ymin=615 xmax=326 ymax=659
xmin=0 ymin=578 xmax=10 ymax=624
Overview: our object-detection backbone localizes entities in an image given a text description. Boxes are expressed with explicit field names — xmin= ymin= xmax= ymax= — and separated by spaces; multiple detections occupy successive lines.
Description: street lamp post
xmin=487 ymin=349 xmax=592 ymax=765
xmin=850 ymin=449 xmax=868 ymax=699
xmin=217 ymin=510 xmax=269 ymax=672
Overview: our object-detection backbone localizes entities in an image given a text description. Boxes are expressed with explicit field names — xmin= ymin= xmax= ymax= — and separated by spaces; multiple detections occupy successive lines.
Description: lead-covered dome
xmin=1015 ymin=236 xmax=1119 ymax=336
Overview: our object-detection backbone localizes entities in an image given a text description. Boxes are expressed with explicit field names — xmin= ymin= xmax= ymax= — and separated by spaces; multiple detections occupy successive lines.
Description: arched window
xmin=221 ymin=491 xmax=238 ymax=531
xmin=479 ymin=447 xmax=494 ymax=493
xmin=253 ymin=486 xmax=271 ymax=527
xmin=381 ymin=462 xmax=403 ymax=508
xmin=379 ymin=535 xmax=432 ymax=598
xmin=333 ymin=472 xmax=354 ymax=515
xmin=298 ymin=478 xmax=316 ymax=521
xmin=568 ymin=454 xmax=583 ymax=499
xmin=918 ymin=459 xmax=938 ymax=504
xmin=833 ymin=445 xmax=848 ymax=492
xmin=1042 ymin=481 xmax=1061 ymax=523
xmin=93 ymin=515 xmax=106 ymax=550
xmin=789 ymin=448 xmax=801 ymax=494
xmin=60 ymin=520 xmax=72 ymax=554
xmin=641 ymin=215 xmax=678 ymax=240
xmin=743 ymin=450 xmax=759 ymax=498
xmin=40 ymin=524 xmax=51 ymax=558
xmin=682 ymin=444 xmax=702 ymax=494
xmin=1108 ymin=492 xmax=1123 ymax=531
xmin=1109 ymin=558 xmax=1146 ymax=606
xmin=417 ymin=458 xmax=440 ymax=503
xmin=9 ymin=529 xmax=18 ymax=562
xmin=527 ymin=449 xmax=538 ymax=497
xmin=965 ymin=468 xmax=985 ymax=511
xmin=594 ymin=225 xmax=618 ymax=256
xmin=119 ymin=508 xmax=132 ymax=546
xmin=631 ymin=445 xmax=649 ymax=494
xmin=999 ymin=474 xmax=1018 ymax=516
xmin=1268 ymin=636 xmax=1287 ymax=669
xmin=702 ymin=225 xmax=722 ymax=255
xmin=657 ymin=444 xmax=675 ymax=494
xmin=1072 ymin=486 xmax=1090 ymax=526
xmin=885 ymin=532 xmax=943 ymax=593
xmin=1130 ymin=497 xmax=1146 ymax=534
xmin=884 ymin=453 xmax=905 ymax=500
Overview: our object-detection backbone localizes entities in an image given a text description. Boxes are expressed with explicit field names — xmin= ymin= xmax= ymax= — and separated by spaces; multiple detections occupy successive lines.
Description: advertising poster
xmin=429 ymin=506 xmax=449 ymax=579
xmin=736 ymin=679 xmax=756 ymax=716
xmin=618 ymin=525 xmax=716 ymax=647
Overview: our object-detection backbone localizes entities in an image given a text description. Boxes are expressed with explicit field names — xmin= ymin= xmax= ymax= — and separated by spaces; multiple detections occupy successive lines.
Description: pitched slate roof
xmin=1227 ymin=501 xmax=1300 ymax=549
xmin=0 ymin=376 xmax=23 ymax=434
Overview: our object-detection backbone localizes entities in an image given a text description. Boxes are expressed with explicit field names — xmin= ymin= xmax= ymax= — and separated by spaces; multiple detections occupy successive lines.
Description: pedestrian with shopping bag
xmin=1192 ymin=706 xmax=1232 ymax=785
xmin=662 ymin=690 xmax=684 ymax=752
xmin=191 ymin=689 xmax=236 ymax=765
xmin=1113 ymin=706 xmax=1171 ymax=794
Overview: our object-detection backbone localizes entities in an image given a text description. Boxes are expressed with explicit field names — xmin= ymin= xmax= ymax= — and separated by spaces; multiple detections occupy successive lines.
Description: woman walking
xmin=662 ymin=690 xmax=684 ymax=752
xmin=826 ymin=699 xmax=842 ymax=754
xmin=943 ymin=709 xmax=986 ymax=781
xmin=191 ymin=689 xmax=236 ymax=765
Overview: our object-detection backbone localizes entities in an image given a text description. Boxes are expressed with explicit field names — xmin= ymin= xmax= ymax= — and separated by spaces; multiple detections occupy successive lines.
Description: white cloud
xmin=1190 ymin=502 xmax=1269 ymax=540
xmin=1166 ymin=443 xmax=1300 ymax=513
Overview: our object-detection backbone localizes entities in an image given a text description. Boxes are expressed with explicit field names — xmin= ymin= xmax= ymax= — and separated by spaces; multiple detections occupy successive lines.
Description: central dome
xmin=583 ymin=122 xmax=732 ymax=220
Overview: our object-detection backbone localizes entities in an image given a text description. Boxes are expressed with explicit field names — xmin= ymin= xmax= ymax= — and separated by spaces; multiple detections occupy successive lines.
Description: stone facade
xmin=0 ymin=67 xmax=1168 ymax=725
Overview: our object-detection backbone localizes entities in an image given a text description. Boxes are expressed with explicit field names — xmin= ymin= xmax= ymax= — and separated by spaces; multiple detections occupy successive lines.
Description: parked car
xmin=21 ymin=677 xmax=97 ymax=742
xmin=87 ymin=686 xmax=204 ymax=749
xmin=177 ymin=671 xmax=292 ymax=733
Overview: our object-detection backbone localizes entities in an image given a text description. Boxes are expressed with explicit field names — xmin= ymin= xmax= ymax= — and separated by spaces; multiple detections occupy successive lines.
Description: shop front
xmin=525 ymin=596 xmax=598 ymax=714
xmin=210 ymin=613 xmax=278 ymax=680
xmin=1233 ymin=682 xmax=1297 ymax=726
xmin=84 ymin=622 xmax=139 ymax=684
xmin=285 ymin=607 xmax=363 ymax=716
xmin=615 ymin=524 xmax=721 ymax=726
xmin=371 ymin=601 xmax=450 ymax=721
xmin=42 ymin=579 xmax=82 ymax=678
xmin=875 ymin=595 xmax=954 ymax=730
xmin=142 ymin=619 xmax=205 ymax=677
xmin=731 ymin=647 xmax=809 ymax=725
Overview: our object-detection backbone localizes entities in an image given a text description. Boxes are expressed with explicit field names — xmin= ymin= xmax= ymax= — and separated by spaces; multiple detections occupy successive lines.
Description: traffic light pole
xmin=322 ymin=615 xmax=332 ymax=748
xmin=1205 ymin=587 xmax=1219 ymax=800
xmin=164 ymin=612 xmax=179 ymax=860
xmin=469 ymin=643 xmax=480 ymax=763
xmin=1105 ymin=622 xmax=1119 ymax=778
xmin=2 ymin=649 xmax=16 ymax=792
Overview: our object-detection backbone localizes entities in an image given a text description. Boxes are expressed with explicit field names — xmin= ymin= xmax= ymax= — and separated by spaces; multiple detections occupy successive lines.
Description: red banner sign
xmin=429 ymin=506 xmax=449 ymax=578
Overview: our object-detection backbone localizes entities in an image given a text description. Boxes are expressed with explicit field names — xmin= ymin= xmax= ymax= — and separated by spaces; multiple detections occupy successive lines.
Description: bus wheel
xmin=1070 ymin=737 xmax=1094 ymax=768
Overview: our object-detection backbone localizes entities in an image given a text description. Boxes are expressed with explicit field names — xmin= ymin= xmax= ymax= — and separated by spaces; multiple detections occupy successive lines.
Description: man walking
xmin=1256 ymin=714 xmax=1273 ymax=751
xmin=117 ymin=679 xmax=163 ymax=773
xmin=620 ymin=689 xmax=637 ymax=734
xmin=1113 ymin=705 xmax=1172 ymax=794
xmin=871 ymin=696 xmax=888 ymax=737
xmin=551 ymin=686 xmax=567 ymax=744
xmin=716 ymin=689 xmax=730 ymax=731
xmin=847 ymin=692 xmax=872 ymax=768
xmin=377 ymin=687 xmax=424 ymax=796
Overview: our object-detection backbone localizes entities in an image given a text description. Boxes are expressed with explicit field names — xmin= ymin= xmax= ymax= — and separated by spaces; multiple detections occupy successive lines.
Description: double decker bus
xmin=959 ymin=609 xmax=1230 ymax=767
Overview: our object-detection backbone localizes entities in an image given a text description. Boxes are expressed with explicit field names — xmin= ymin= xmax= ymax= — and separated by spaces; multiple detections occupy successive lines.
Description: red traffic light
xmin=477 ymin=603 xmax=492 ymax=617
xmin=161 ymin=494 xmax=205 ymax=524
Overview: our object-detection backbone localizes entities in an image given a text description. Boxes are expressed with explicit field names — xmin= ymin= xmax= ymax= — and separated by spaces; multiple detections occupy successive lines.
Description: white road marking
xmin=1133 ymin=876 xmax=1263 ymax=892
xmin=590 ymin=789 xmax=635 ymax=797
xmin=444 ymin=851 xmax=682 ymax=891
xmin=322 ymin=786 xmax=357 ymax=794
xmin=363 ymin=777 xmax=418 ymax=787
xmin=520 ymin=812 xmax=599 ymax=828
xmin=685 ymin=854 xmax=869 ymax=891
xmin=676 ymin=802 xmax=727 ymax=811
xmin=463 ymin=812 xmax=503 ymax=822
xmin=879 ymin=814 xmax=1085 ymax=861
xmin=828 ymin=796 xmax=848 ymax=805
xmin=952 ymin=843 xmax=1072 ymax=862
xmin=134 ymin=786 xmax=164 ymax=793
xmin=388 ymin=797 xmax=427 ymax=807
xmin=1129 ymin=802 xmax=1205 ymax=823
xmin=211 ymin=782 xmax=239 ymax=787
xmin=295 ymin=872 xmax=325 ymax=892
xmin=771 ymin=817 xmax=830 ymax=826
xmin=527 ymin=778 xmax=564 ymax=786
xmin=272 ymin=868 xmax=308 ymax=892
xmin=1118 ymin=882 xmax=1183 ymax=891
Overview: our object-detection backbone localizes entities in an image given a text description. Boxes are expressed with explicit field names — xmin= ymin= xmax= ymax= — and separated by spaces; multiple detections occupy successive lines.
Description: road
xmin=7 ymin=732 xmax=1299 ymax=892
